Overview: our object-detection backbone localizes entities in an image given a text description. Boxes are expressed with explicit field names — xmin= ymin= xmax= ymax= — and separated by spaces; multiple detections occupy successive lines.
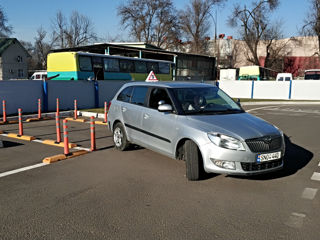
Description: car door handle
xmin=121 ymin=107 xmax=127 ymax=112
xmin=143 ymin=113 xmax=150 ymax=119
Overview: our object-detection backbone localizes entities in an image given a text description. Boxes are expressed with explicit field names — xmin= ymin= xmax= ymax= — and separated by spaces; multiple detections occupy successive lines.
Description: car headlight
xmin=207 ymin=133 xmax=245 ymax=151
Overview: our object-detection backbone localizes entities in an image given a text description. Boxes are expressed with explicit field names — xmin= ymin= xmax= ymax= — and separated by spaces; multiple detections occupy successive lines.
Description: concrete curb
xmin=2 ymin=111 xmax=73 ymax=122
xmin=43 ymin=150 xmax=88 ymax=164
xmin=42 ymin=139 xmax=77 ymax=148
xmin=79 ymin=111 xmax=98 ymax=118
xmin=65 ymin=117 xmax=87 ymax=123
xmin=241 ymin=101 xmax=320 ymax=106
xmin=7 ymin=133 xmax=36 ymax=141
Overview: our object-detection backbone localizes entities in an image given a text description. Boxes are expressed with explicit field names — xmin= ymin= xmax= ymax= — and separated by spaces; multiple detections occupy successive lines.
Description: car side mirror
xmin=158 ymin=104 xmax=173 ymax=112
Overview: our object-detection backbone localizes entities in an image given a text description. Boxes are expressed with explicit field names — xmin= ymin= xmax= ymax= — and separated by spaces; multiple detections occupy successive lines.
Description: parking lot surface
xmin=0 ymin=104 xmax=320 ymax=240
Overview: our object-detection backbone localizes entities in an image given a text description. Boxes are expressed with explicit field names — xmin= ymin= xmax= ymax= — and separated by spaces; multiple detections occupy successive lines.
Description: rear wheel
xmin=113 ymin=123 xmax=129 ymax=151
xmin=184 ymin=140 xmax=203 ymax=181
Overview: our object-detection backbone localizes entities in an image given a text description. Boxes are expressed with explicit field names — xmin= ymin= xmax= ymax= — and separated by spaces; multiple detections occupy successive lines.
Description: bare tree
xmin=118 ymin=0 xmax=180 ymax=48
xmin=34 ymin=27 xmax=52 ymax=69
xmin=179 ymin=0 xmax=223 ymax=54
xmin=228 ymin=0 xmax=281 ymax=67
xmin=301 ymin=0 xmax=320 ymax=55
xmin=0 ymin=5 xmax=12 ymax=37
xmin=51 ymin=11 xmax=67 ymax=48
xmin=51 ymin=10 xmax=97 ymax=48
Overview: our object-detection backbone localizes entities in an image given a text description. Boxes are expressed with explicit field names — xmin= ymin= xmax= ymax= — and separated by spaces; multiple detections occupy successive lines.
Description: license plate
xmin=256 ymin=151 xmax=281 ymax=163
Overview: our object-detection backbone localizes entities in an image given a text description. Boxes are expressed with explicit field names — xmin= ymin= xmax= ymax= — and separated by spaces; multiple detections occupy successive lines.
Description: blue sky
xmin=1 ymin=0 xmax=309 ymax=44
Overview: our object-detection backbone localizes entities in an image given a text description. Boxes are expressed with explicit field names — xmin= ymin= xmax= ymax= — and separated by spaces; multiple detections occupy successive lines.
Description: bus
xmin=238 ymin=65 xmax=278 ymax=80
xmin=47 ymin=51 xmax=174 ymax=81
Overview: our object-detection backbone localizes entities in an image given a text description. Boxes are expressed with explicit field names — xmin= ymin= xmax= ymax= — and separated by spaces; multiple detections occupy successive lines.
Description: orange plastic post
xmin=90 ymin=116 xmax=96 ymax=151
xmin=56 ymin=112 xmax=61 ymax=143
xmin=18 ymin=108 xmax=23 ymax=136
xmin=56 ymin=98 xmax=59 ymax=115
xmin=38 ymin=98 xmax=41 ymax=119
xmin=74 ymin=99 xmax=77 ymax=120
xmin=2 ymin=100 xmax=7 ymax=123
xmin=63 ymin=119 xmax=69 ymax=155
xmin=104 ymin=101 xmax=107 ymax=123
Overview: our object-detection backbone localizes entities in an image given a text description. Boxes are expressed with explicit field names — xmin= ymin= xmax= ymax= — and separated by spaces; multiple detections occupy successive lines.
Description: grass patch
xmin=80 ymin=108 xmax=104 ymax=113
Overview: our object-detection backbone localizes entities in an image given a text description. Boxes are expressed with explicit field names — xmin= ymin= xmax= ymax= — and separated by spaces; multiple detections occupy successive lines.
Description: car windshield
xmin=172 ymin=87 xmax=244 ymax=115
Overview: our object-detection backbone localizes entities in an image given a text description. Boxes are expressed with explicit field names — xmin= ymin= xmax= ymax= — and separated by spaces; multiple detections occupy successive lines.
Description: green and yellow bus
xmin=47 ymin=51 xmax=174 ymax=81
xmin=238 ymin=65 xmax=278 ymax=81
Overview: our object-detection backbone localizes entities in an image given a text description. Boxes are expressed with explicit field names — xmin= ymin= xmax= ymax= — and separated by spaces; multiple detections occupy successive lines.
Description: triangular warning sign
xmin=145 ymin=71 xmax=158 ymax=82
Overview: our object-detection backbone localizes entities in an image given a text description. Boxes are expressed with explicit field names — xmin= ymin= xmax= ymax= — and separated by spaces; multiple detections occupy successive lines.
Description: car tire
xmin=184 ymin=140 xmax=203 ymax=181
xmin=113 ymin=123 xmax=129 ymax=151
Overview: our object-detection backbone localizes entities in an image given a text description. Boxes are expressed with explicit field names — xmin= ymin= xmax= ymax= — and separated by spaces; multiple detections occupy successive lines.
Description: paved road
xmin=0 ymin=104 xmax=319 ymax=240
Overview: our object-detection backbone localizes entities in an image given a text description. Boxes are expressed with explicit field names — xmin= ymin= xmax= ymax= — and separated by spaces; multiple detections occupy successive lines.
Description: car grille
xmin=241 ymin=159 xmax=283 ymax=172
xmin=245 ymin=135 xmax=282 ymax=153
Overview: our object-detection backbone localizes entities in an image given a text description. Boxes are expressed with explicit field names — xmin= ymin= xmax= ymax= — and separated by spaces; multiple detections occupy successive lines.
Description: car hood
xmin=185 ymin=112 xmax=280 ymax=140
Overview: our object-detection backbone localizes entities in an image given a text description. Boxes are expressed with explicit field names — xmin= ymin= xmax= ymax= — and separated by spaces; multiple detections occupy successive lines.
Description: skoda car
xmin=107 ymin=82 xmax=285 ymax=181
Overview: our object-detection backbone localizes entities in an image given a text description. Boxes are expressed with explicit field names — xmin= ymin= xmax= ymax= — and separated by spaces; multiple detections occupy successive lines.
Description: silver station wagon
xmin=107 ymin=82 xmax=285 ymax=181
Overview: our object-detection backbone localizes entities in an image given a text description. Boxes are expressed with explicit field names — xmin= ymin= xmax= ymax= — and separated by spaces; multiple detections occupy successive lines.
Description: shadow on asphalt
xmin=229 ymin=134 xmax=314 ymax=181
xmin=0 ymin=140 xmax=24 ymax=148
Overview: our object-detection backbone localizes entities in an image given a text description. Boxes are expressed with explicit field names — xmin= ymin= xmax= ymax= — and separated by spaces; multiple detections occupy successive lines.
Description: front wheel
xmin=184 ymin=140 xmax=203 ymax=181
xmin=113 ymin=123 xmax=129 ymax=151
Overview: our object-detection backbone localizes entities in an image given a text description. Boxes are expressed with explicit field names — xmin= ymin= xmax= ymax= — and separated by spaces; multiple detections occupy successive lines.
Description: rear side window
xmin=117 ymin=86 xmax=133 ymax=102
xmin=131 ymin=86 xmax=148 ymax=106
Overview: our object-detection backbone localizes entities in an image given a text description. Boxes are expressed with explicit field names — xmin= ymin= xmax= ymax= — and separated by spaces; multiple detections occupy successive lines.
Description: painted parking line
xmin=311 ymin=172 xmax=320 ymax=181
xmin=0 ymin=163 xmax=48 ymax=178
xmin=301 ymin=188 xmax=318 ymax=200
xmin=285 ymin=212 xmax=306 ymax=228
xmin=246 ymin=106 xmax=277 ymax=112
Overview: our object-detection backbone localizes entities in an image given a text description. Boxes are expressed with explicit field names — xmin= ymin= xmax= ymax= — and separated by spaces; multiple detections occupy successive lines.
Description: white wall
xmin=47 ymin=81 xmax=95 ymax=111
xmin=253 ymin=81 xmax=290 ymax=99
xmin=219 ymin=80 xmax=320 ymax=100
xmin=98 ymin=81 xmax=127 ymax=107
xmin=291 ymin=81 xmax=320 ymax=100
xmin=219 ymin=81 xmax=252 ymax=98
xmin=0 ymin=80 xmax=43 ymax=115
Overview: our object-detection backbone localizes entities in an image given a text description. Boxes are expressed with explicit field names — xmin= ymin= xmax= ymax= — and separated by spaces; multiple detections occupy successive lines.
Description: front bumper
xmin=200 ymin=142 xmax=285 ymax=175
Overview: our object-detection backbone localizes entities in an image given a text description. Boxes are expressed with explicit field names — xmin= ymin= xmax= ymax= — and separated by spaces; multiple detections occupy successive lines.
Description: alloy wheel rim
xmin=114 ymin=127 xmax=123 ymax=147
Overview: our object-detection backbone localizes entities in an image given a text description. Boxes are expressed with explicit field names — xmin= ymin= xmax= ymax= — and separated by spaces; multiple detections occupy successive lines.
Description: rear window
xmin=117 ymin=87 xmax=133 ymax=102
xmin=131 ymin=87 xmax=148 ymax=106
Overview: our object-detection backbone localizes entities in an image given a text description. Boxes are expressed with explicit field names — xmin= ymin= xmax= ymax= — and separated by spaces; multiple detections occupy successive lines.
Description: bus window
xmin=119 ymin=59 xmax=135 ymax=72
xmin=147 ymin=62 xmax=159 ymax=73
xmin=104 ymin=58 xmax=119 ymax=72
xmin=159 ymin=62 xmax=170 ymax=74
xmin=135 ymin=61 xmax=147 ymax=73
xmin=79 ymin=56 xmax=93 ymax=71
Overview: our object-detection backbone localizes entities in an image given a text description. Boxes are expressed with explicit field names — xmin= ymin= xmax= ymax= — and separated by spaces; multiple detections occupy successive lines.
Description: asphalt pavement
xmin=0 ymin=103 xmax=319 ymax=240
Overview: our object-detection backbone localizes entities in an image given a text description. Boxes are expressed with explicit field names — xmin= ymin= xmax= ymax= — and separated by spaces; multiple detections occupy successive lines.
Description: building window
xmin=18 ymin=69 xmax=24 ymax=78
xmin=17 ymin=56 xmax=23 ymax=62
